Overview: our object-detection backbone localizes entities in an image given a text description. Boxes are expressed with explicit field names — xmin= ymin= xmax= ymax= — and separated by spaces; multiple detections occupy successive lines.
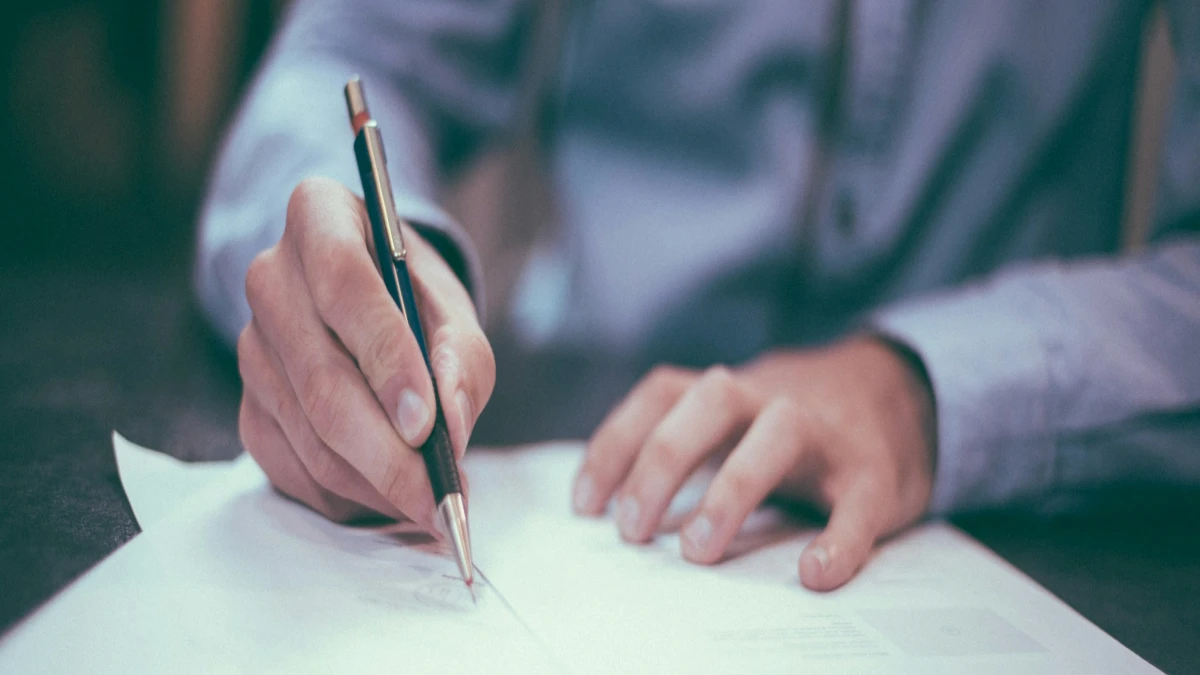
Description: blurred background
xmin=0 ymin=1 xmax=281 ymax=276
xmin=0 ymin=1 xmax=1175 ymax=307
xmin=0 ymin=0 xmax=1179 ymax=477
xmin=0 ymin=0 xmax=556 ymax=318
xmin=0 ymin=1 xmax=288 ymax=634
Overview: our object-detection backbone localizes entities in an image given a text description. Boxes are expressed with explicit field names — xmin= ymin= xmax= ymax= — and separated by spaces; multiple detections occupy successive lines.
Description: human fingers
xmin=238 ymin=319 xmax=404 ymax=520
xmin=285 ymin=177 xmax=438 ymax=449
xmin=425 ymin=330 xmax=493 ymax=460
xmin=238 ymin=394 xmax=375 ymax=523
xmin=573 ymin=365 xmax=695 ymax=515
xmin=246 ymin=260 xmax=438 ymax=528
xmin=614 ymin=366 xmax=756 ymax=543
xmin=798 ymin=477 xmax=891 ymax=591
xmin=678 ymin=398 xmax=811 ymax=564
xmin=245 ymin=213 xmax=437 ymax=530
xmin=399 ymin=227 xmax=495 ymax=458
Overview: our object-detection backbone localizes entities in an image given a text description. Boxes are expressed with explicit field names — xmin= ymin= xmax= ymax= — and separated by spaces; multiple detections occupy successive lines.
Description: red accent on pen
xmin=350 ymin=111 xmax=371 ymax=136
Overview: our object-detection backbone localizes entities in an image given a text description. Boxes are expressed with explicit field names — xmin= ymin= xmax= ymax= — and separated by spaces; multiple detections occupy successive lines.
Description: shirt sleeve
xmin=871 ymin=2 xmax=1200 ymax=515
xmin=193 ymin=0 xmax=538 ymax=345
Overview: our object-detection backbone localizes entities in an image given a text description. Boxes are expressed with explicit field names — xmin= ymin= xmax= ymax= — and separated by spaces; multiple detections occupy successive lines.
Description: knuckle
xmin=462 ymin=329 xmax=495 ymax=371
xmin=583 ymin=431 xmax=624 ymax=475
xmin=237 ymin=398 xmax=257 ymax=452
xmin=302 ymin=440 xmax=340 ymax=488
xmin=243 ymin=250 xmax=276 ymax=312
xmin=699 ymin=365 xmax=739 ymax=407
xmin=647 ymin=364 xmax=683 ymax=387
xmin=635 ymin=365 xmax=688 ymax=403
xmin=645 ymin=431 xmax=687 ymax=469
xmin=319 ymin=466 xmax=356 ymax=504
xmin=432 ymin=326 xmax=496 ymax=398
xmin=235 ymin=329 xmax=255 ymax=381
xmin=286 ymin=176 xmax=338 ymax=226
xmin=377 ymin=458 xmax=412 ymax=510
xmin=236 ymin=325 xmax=252 ymax=361
xmin=310 ymin=242 xmax=360 ymax=316
xmin=768 ymin=396 xmax=806 ymax=429
xmin=301 ymin=364 xmax=352 ymax=441
xmin=361 ymin=324 xmax=406 ymax=379
xmin=235 ymin=328 xmax=271 ymax=407
xmin=430 ymin=341 xmax=458 ymax=387
xmin=703 ymin=364 xmax=735 ymax=384
xmin=716 ymin=467 xmax=757 ymax=504
xmin=431 ymin=323 xmax=459 ymax=350
xmin=461 ymin=330 xmax=496 ymax=398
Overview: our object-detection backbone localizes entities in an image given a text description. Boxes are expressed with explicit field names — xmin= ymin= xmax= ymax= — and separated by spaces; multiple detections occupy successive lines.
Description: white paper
xmin=0 ymin=438 xmax=1161 ymax=674
xmin=1 ymin=440 xmax=559 ymax=674
xmin=113 ymin=431 xmax=250 ymax=531
xmin=468 ymin=445 xmax=1161 ymax=674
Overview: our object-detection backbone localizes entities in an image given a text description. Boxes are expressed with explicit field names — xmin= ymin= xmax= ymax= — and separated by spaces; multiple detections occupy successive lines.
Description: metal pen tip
xmin=437 ymin=493 xmax=475 ymax=595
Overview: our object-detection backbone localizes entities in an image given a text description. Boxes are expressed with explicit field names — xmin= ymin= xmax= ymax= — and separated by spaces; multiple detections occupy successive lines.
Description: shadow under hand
xmin=725 ymin=500 xmax=824 ymax=562
xmin=650 ymin=479 xmax=825 ymax=578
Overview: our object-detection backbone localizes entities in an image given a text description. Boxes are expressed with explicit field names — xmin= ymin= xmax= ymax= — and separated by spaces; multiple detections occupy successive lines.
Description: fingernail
xmin=683 ymin=514 xmax=712 ymax=553
xmin=809 ymin=544 xmax=830 ymax=573
xmin=616 ymin=495 xmax=640 ymax=538
xmin=573 ymin=473 xmax=594 ymax=513
xmin=455 ymin=389 xmax=473 ymax=449
xmin=396 ymin=389 xmax=431 ymax=445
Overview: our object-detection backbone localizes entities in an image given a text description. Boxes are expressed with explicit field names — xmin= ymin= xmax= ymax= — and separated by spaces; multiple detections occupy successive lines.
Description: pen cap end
xmin=344 ymin=77 xmax=370 ymax=132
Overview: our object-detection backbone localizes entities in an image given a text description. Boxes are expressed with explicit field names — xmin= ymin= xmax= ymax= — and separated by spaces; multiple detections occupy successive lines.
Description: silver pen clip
xmin=345 ymin=76 xmax=407 ymax=262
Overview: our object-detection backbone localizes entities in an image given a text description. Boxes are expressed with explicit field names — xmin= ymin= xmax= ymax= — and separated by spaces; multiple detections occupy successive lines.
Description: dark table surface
xmin=2 ymin=266 xmax=1198 ymax=674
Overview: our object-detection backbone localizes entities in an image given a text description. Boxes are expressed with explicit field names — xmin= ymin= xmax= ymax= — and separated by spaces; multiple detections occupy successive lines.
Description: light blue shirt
xmin=196 ymin=0 xmax=1200 ymax=515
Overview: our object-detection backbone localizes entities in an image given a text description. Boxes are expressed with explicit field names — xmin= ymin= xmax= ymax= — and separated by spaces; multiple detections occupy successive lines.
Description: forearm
xmin=193 ymin=56 xmax=471 ymax=345
xmin=194 ymin=0 xmax=535 ymax=344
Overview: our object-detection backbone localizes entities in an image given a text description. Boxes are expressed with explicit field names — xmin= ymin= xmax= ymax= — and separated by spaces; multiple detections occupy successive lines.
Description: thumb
xmin=798 ymin=480 xmax=888 ymax=591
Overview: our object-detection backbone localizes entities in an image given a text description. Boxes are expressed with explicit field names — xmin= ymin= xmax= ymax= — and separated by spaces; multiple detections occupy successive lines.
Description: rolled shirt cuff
xmin=868 ymin=287 xmax=1058 ymax=514
xmin=194 ymin=156 xmax=483 ymax=349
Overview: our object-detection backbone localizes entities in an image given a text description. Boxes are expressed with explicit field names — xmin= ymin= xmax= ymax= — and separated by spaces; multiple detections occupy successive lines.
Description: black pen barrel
xmin=394 ymin=258 xmax=462 ymax=503
xmin=356 ymin=139 xmax=464 ymax=504
xmin=347 ymin=77 xmax=472 ymax=588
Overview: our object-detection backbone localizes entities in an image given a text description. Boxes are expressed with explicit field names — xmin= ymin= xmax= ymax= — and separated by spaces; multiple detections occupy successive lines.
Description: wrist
xmin=864 ymin=333 xmax=938 ymax=468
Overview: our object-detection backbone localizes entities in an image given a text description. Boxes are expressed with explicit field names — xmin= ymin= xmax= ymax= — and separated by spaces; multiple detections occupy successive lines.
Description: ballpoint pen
xmin=344 ymin=76 xmax=475 ymax=598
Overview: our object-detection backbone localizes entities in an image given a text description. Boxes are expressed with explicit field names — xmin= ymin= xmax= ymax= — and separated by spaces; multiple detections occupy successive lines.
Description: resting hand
xmin=572 ymin=336 xmax=935 ymax=591
xmin=237 ymin=177 xmax=494 ymax=528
